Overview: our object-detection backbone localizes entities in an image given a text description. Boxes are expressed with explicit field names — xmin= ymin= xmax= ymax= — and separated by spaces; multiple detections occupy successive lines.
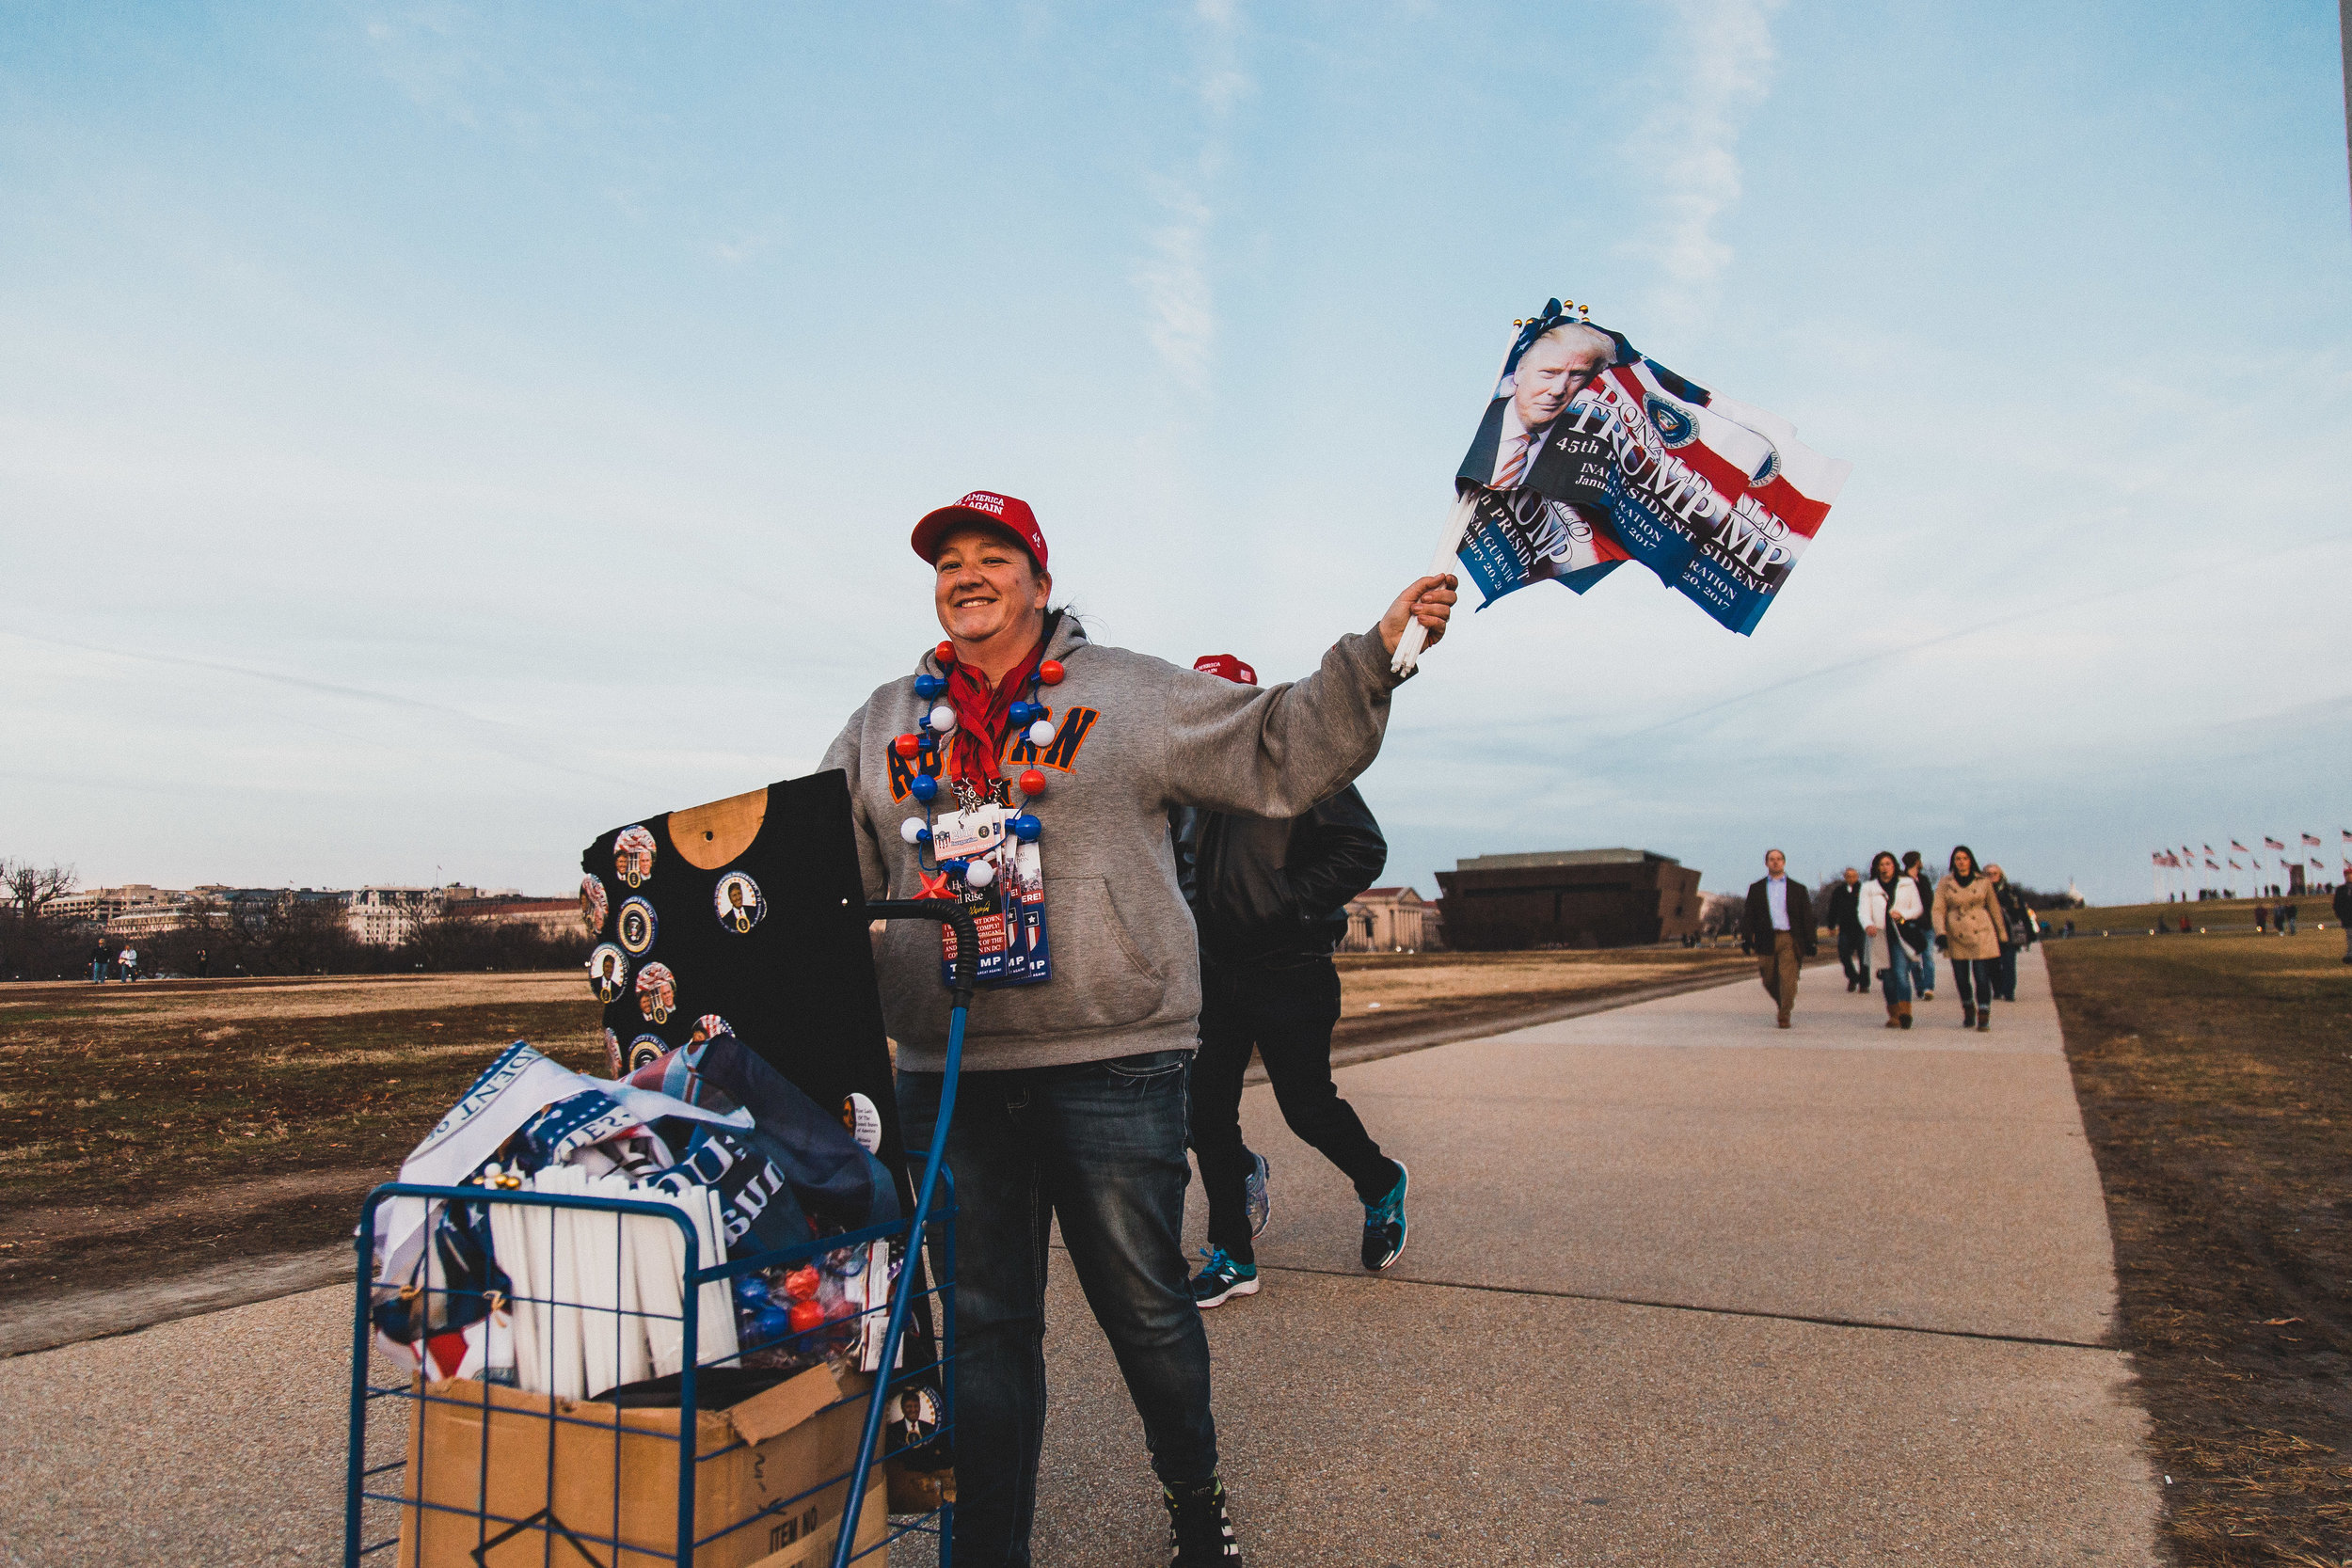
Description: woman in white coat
xmin=1858 ymin=848 xmax=1926 ymax=1029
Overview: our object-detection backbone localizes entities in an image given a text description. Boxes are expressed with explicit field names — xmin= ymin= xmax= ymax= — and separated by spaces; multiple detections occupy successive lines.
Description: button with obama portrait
xmin=713 ymin=871 xmax=767 ymax=934
xmin=587 ymin=944 xmax=629 ymax=1005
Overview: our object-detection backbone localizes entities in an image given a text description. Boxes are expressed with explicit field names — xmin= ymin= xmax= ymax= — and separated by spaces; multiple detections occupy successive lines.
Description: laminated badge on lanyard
xmin=928 ymin=796 xmax=1050 ymax=988
xmin=894 ymin=645 xmax=1058 ymax=990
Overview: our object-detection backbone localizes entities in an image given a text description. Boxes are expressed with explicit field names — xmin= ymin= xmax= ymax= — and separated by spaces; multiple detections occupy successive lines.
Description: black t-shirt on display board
xmin=579 ymin=769 xmax=909 ymax=1197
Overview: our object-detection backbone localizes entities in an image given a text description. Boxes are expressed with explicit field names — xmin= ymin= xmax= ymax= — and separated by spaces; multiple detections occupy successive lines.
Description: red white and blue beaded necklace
xmin=891 ymin=639 xmax=1066 ymax=886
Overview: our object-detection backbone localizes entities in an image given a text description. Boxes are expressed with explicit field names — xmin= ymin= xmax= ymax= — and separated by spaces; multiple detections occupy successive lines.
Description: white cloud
xmin=1133 ymin=0 xmax=1248 ymax=391
xmin=1632 ymin=0 xmax=1784 ymax=337
xmin=1138 ymin=182 xmax=1217 ymax=388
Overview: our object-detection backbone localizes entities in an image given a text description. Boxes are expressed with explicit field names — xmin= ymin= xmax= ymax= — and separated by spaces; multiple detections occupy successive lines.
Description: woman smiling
xmin=821 ymin=489 xmax=1455 ymax=1567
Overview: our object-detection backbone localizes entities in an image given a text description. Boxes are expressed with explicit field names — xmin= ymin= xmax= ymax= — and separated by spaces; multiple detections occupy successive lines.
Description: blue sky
xmin=4 ymin=1 xmax=2348 ymax=904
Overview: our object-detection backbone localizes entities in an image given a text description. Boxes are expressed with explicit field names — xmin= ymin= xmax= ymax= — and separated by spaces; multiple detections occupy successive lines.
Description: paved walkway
xmin=0 ymin=949 xmax=2159 ymax=1566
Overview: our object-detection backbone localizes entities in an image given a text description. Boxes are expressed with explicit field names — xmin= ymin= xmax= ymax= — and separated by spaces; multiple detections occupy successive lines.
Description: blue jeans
xmin=1874 ymin=934 xmax=1923 ymax=1004
xmin=1917 ymin=942 xmax=1937 ymax=992
xmin=898 ymin=1050 xmax=1217 ymax=1568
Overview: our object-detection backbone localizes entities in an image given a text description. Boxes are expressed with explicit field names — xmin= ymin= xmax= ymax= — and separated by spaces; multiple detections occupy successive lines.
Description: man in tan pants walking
xmin=1741 ymin=848 xmax=1816 ymax=1029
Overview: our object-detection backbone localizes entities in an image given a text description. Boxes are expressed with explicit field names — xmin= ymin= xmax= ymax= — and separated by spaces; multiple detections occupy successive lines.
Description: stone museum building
xmin=1435 ymin=848 xmax=1702 ymax=950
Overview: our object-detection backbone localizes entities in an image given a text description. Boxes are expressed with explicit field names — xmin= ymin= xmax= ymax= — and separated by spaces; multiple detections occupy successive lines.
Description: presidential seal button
xmin=627 ymin=1034 xmax=670 ymax=1071
xmin=617 ymin=895 xmax=658 ymax=956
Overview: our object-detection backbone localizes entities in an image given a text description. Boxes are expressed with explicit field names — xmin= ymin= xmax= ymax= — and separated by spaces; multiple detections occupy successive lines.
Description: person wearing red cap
xmin=1172 ymin=652 xmax=1406 ymax=1307
xmin=822 ymin=490 xmax=1456 ymax=1568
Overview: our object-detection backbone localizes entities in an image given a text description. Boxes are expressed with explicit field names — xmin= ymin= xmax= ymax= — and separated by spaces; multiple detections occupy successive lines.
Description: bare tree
xmin=1698 ymin=890 xmax=1746 ymax=939
xmin=405 ymin=897 xmax=493 ymax=973
xmin=216 ymin=892 xmax=359 ymax=975
xmin=2 ymin=860 xmax=78 ymax=922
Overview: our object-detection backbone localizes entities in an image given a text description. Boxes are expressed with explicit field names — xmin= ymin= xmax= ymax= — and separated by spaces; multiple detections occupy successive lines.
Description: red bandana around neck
xmin=939 ymin=627 xmax=1049 ymax=787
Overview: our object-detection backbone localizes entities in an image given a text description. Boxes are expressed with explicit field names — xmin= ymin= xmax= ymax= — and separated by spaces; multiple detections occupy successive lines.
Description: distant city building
xmin=462 ymin=896 xmax=577 ymax=941
xmin=345 ymin=886 xmax=442 ymax=946
xmin=1435 ymin=848 xmax=1702 ymax=950
xmin=10 ymin=879 xmax=556 ymax=945
xmin=346 ymin=885 xmax=528 ymax=944
xmin=1340 ymin=887 xmax=1436 ymax=952
xmin=43 ymin=884 xmax=182 ymax=925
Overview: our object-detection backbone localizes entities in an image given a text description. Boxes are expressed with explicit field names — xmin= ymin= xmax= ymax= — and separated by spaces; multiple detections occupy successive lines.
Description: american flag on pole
xmin=2232 ymin=840 xmax=2250 ymax=853
xmin=2265 ymin=836 xmax=2286 ymax=850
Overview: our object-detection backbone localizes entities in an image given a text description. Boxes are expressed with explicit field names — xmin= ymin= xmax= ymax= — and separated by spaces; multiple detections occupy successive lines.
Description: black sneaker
xmin=1360 ymin=1161 xmax=1408 ymax=1271
xmin=1186 ymin=1246 xmax=1260 ymax=1308
xmin=1164 ymin=1477 xmax=1240 ymax=1564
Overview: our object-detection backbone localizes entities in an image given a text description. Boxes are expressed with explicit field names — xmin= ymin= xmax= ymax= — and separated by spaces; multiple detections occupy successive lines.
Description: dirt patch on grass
xmin=1333 ymin=946 xmax=1750 ymax=1044
xmin=0 ymin=972 xmax=604 ymax=1300
xmin=2045 ymin=928 xmax=2352 ymax=1564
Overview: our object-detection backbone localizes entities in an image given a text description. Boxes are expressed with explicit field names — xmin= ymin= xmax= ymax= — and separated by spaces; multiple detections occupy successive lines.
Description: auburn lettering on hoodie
xmin=885 ymin=705 xmax=1100 ymax=802
xmin=1008 ymin=706 xmax=1098 ymax=771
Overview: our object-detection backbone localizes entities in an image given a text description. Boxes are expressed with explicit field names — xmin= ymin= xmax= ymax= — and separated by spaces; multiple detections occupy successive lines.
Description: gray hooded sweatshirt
xmin=821 ymin=612 xmax=1406 ymax=1071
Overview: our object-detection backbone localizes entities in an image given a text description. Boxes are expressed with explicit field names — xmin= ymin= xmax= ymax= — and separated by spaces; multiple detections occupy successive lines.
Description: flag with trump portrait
xmin=1451 ymin=298 xmax=1852 ymax=636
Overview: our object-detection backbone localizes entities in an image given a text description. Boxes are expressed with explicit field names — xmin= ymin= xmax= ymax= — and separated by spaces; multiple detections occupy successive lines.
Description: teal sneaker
xmin=1187 ymin=1246 xmax=1260 ymax=1307
xmin=1360 ymin=1161 xmax=1408 ymax=1271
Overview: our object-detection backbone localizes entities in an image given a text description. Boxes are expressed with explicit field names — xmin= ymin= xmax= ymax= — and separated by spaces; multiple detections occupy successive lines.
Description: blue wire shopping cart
xmin=343 ymin=899 xmax=977 ymax=1568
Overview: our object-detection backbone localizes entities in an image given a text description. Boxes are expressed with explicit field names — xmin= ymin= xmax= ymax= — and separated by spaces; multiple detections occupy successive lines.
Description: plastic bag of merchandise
xmin=628 ymin=1029 xmax=901 ymax=1234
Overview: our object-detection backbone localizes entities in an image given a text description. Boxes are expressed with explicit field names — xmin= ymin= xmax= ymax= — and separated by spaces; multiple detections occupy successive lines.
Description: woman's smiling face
xmin=933 ymin=525 xmax=1051 ymax=647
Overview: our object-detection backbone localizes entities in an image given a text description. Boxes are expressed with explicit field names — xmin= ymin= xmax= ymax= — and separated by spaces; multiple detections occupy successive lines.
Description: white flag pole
xmin=1391 ymin=487 xmax=1479 ymax=677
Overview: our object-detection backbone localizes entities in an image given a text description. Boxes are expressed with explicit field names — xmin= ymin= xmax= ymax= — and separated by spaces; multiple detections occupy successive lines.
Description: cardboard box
xmin=397 ymin=1364 xmax=888 ymax=1568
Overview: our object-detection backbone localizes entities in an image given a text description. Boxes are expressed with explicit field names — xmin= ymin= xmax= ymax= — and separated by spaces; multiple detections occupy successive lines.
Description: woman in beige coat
xmin=1933 ymin=845 xmax=2005 ymax=1031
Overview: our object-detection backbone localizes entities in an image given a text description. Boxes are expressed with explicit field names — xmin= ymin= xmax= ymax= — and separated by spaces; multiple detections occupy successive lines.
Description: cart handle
xmin=833 ymin=897 xmax=975 ymax=1568
xmin=864 ymin=896 xmax=980 ymax=1011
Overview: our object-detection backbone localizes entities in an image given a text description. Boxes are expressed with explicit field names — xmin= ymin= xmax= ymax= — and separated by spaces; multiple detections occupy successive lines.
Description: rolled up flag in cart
xmin=1454 ymin=299 xmax=1851 ymax=635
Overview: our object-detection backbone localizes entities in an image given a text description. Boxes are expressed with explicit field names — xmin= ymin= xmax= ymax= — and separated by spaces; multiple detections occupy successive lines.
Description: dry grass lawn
xmin=0 ymin=972 xmax=605 ymax=1300
xmin=2046 ymin=926 xmax=2352 ymax=1564
xmin=1333 ymin=945 xmax=1751 ymax=1037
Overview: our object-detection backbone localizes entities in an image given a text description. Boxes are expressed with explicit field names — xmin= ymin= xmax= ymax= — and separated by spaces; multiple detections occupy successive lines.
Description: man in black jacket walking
xmin=1825 ymin=866 xmax=1867 ymax=991
xmin=1173 ymin=655 xmax=1409 ymax=1307
xmin=1741 ymin=848 xmax=1817 ymax=1029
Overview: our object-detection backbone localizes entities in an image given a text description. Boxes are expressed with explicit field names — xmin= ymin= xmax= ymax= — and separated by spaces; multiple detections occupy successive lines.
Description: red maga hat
xmin=912 ymin=491 xmax=1048 ymax=572
xmin=1193 ymin=654 xmax=1257 ymax=686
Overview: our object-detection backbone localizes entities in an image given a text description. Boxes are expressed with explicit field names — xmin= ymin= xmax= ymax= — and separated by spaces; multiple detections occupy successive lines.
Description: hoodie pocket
xmin=980 ymin=874 xmax=1167 ymax=1035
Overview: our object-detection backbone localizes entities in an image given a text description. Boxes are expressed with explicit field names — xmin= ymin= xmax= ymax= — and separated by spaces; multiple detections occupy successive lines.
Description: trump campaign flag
xmin=1452 ymin=299 xmax=1851 ymax=636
